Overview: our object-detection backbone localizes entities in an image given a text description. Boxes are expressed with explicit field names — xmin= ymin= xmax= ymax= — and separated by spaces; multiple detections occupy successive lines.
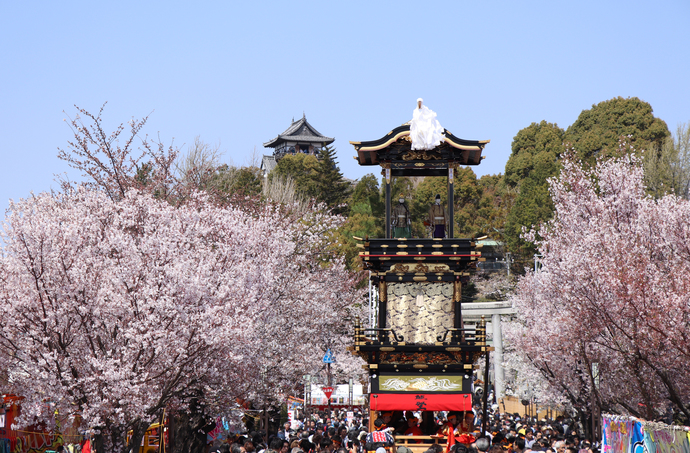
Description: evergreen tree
xmin=315 ymin=145 xmax=351 ymax=214
xmin=269 ymin=153 xmax=320 ymax=199
xmin=502 ymin=121 xmax=564 ymax=262
xmin=350 ymin=173 xmax=384 ymax=218
xmin=565 ymin=96 xmax=669 ymax=162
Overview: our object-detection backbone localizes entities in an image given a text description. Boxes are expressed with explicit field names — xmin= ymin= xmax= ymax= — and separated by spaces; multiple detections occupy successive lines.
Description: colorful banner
xmin=602 ymin=415 xmax=690 ymax=453
xmin=602 ymin=417 xmax=634 ymax=453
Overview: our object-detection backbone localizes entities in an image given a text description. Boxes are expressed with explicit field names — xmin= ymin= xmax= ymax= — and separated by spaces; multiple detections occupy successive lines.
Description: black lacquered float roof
xmin=350 ymin=125 xmax=489 ymax=167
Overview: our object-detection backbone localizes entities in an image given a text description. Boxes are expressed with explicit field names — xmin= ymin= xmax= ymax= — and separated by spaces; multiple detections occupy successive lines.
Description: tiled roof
xmin=264 ymin=115 xmax=335 ymax=148
xmin=260 ymin=155 xmax=277 ymax=173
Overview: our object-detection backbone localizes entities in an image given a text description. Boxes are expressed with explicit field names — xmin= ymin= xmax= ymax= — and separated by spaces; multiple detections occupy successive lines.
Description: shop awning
xmin=369 ymin=393 xmax=472 ymax=412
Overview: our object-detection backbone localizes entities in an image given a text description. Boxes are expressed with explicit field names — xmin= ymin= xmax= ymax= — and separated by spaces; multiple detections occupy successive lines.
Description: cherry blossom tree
xmin=58 ymin=103 xmax=179 ymax=202
xmin=0 ymin=187 xmax=364 ymax=452
xmin=504 ymin=145 xmax=690 ymax=429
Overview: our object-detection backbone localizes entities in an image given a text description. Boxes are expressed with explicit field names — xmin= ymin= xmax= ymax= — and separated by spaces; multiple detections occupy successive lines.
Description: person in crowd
xmin=514 ymin=438 xmax=526 ymax=453
xmin=404 ymin=416 xmax=423 ymax=438
xmin=279 ymin=422 xmax=292 ymax=440
xmin=365 ymin=419 xmax=395 ymax=453
xmin=321 ymin=438 xmax=334 ymax=453
xmin=475 ymin=437 xmax=490 ymax=453
xmin=524 ymin=430 xmax=536 ymax=449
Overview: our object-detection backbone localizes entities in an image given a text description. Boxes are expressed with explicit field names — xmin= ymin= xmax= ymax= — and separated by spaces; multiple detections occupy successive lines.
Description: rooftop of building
xmin=263 ymin=114 xmax=335 ymax=148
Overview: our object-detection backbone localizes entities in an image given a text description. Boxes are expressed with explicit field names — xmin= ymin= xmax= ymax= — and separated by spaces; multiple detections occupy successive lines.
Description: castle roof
xmin=263 ymin=115 xmax=335 ymax=148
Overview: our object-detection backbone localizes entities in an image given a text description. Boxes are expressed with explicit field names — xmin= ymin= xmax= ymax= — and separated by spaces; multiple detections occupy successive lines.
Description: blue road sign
xmin=323 ymin=348 xmax=335 ymax=364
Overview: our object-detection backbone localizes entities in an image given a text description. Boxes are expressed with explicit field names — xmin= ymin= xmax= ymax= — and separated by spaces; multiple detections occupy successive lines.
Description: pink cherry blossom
xmin=0 ymin=187 xmax=364 ymax=451
xmin=505 ymin=146 xmax=690 ymax=426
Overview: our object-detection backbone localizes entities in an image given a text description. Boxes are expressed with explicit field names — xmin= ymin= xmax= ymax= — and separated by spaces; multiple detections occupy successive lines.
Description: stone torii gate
xmin=461 ymin=301 xmax=517 ymax=401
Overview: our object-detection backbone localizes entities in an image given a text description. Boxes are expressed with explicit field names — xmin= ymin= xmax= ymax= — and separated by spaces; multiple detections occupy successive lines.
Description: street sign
xmin=323 ymin=348 xmax=335 ymax=364
xmin=322 ymin=386 xmax=334 ymax=399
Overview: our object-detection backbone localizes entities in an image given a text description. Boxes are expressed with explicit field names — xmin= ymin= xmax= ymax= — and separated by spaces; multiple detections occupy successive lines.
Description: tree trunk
xmin=170 ymin=398 xmax=214 ymax=453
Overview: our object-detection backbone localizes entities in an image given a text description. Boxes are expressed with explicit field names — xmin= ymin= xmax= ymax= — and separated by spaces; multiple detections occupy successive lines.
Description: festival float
xmin=349 ymin=100 xmax=493 ymax=452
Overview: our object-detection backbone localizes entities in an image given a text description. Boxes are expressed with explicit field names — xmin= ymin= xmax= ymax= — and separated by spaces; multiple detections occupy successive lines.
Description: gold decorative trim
xmin=403 ymin=150 xmax=442 ymax=161
xmin=454 ymin=280 xmax=462 ymax=302
xmin=357 ymin=131 xmax=410 ymax=152
xmin=391 ymin=263 xmax=409 ymax=273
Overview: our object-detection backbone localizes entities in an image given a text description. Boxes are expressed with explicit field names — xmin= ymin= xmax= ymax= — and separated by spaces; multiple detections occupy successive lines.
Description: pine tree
xmin=316 ymin=145 xmax=351 ymax=214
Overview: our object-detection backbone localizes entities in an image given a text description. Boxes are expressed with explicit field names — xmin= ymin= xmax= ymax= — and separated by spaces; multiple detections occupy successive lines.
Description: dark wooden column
xmin=385 ymin=171 xmax=391 ymax=238
xmin=454 ymin=279 xmax=463 ymax=343
xmin=448 ymin=168 xmax=454 ymax=238
xmin=378 ymin=280 xmax=387 ymax=342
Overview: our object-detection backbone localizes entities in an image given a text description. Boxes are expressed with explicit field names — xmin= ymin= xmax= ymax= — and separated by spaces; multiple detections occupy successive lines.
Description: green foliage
xmin=270 ymin=153 xmax=321 ymax=199
xmin=504 ymin=154 xmax=558 ymax=260
xmin=269 ymin=147 xmax=351 ymax=214
xmin=337 ymin=201 xmax=383 ymax=267
xmin=453 ymin=167 xmax=484 ymax=237
xmin=410 ymin=176 xmax=447 ymax=237
xmin=349 ymin=174 xmax=384 ymax=231
xmin=315 ymin=145 xmax=351 ymax=214
xmin=643 ymin=122 xmax=690 ymax=199
xmin=503 ymin=121 xmax=565 ymax=261
xmin=389 ymin=176 xmax=415 ymax=201
xmin=406 ymin=169 xmax=512 ymax=240
xmin=502 ymin=99 xmax=670 ymax=265
xmin=211 ymin=165 xmax=262 ymax=199
xmin=476 ymin=174 xmax=515 ymax=241
xmin=351 ymin=173 xmax=384 ymax=218
xmin=335 ymin=175 xmax=385 ymax=270
xmin=565 ymin=96 xmax=670 ymax=162
xmin=505 ymin=120 xmax=565 ymax=189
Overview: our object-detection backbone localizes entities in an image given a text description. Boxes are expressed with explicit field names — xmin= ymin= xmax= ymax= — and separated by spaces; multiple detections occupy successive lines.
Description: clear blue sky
xmin=1 ymin=1 xmax=689 ymax=216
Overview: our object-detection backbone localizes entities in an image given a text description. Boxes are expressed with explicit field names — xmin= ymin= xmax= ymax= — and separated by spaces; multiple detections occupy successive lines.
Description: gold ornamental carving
xmin=392 ymin=263 xmax=409 ymax=274
xmin=390 ymin=263 xmax=449 ymax=275
xmin=379 ymin=281 xmax=387 ymax=302
xmin=403 ymin=150 xmax=442 ymax=161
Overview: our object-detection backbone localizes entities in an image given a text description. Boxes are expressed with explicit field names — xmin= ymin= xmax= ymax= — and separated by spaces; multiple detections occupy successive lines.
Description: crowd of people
xmin=209 ymin=407 xmax=597 ymax=453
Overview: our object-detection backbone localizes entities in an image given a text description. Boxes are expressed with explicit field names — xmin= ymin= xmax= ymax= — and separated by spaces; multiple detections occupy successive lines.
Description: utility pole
xmin=506 ymin=252 xmax=512 ymax=277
